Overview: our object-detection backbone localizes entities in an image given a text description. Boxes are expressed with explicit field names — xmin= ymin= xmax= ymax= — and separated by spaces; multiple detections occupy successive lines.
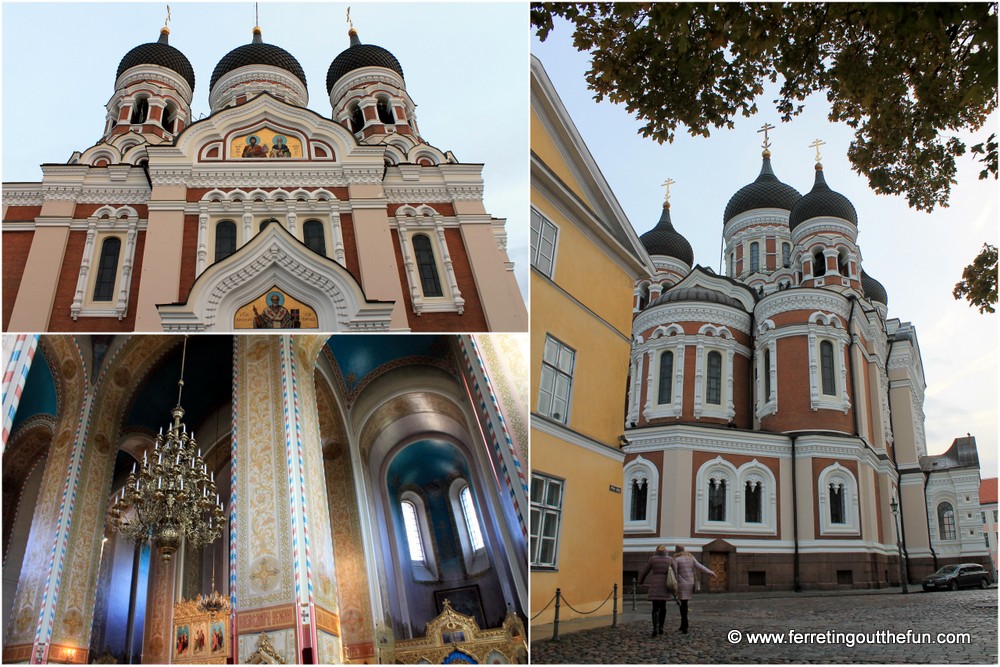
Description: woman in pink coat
xmin=673 ymin=545 xmax=716 ymax=633
xmin=638 ymin=545 xmax=676 ymax=637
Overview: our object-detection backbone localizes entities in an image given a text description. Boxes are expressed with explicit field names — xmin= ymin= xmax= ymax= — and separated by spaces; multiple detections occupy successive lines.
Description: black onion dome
xmin=327 ymin=29 xmax=404 ymax=93
xmin=640 ymin=205 xmax=694 ymax=265
xmin=210 ymin=28 xmax=306 ymax=91
xmin=723 ymin=153 xmax=802 ymax=223
xmin=789 ymin=166 xmax=858 ymax=230
xmin=860 ymin=270 xmax=888 ymax=305
xmin=117 ymin=29 xmax=195 ymax=91
xmin=652 ymin=286 xmax=743 ymax=309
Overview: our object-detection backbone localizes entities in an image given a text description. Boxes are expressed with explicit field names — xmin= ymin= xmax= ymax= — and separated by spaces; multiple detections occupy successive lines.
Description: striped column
xmin=2 ymin=334 xmax=39 ymax=453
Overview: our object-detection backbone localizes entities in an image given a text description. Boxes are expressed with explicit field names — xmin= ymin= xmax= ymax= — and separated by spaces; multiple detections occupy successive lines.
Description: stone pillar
xmin=134 ymin=186 xmax=187 ymax=330
xmin=347 ymin=183 xmax=408 ymax=330
xmin=8 ymin=199 xmax=75 ymax=332
xmin=232 ymin=336 xmax=342 ymax=664
xmin=140 ymin=549 xmax=175 ymax=664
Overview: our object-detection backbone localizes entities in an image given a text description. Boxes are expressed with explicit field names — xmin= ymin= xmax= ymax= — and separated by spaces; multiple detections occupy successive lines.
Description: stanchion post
xmin=632 ymin=576 xmax=637 ymax=611
xmin=612 ymin=583 xmax=618 ymax=628
xmin=552 ymin=588 xmax=561 ymax=642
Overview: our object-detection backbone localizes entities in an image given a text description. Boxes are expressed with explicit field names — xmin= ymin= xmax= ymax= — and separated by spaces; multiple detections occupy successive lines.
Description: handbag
xmin=666 ymin=566 xmax=678 ymax=593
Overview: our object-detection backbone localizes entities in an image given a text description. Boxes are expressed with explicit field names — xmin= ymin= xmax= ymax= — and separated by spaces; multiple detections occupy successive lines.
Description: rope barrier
xmin=559 ymin=586 xmax=615 ymax=615
xmin=529 ymin=592 xmax=557 ymax=621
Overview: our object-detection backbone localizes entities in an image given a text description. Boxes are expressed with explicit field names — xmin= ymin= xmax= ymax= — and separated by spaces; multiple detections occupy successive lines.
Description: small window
xmin=459 ymin=485 xmax=485 ymax=552
xmin=530 ymin=474 xmax=564 ymax=568
xmin=530 ymin=209 xmax=558 ymax=278
xmin=93 ymin=237 xmax=122 ymax=301
xmin=629 ymin=479 xmax=647 ymax=522
xmin=215 ymin=221 xmax=236 ymax=262
xmin=401 ymin=500 xmax=426 ymax=562
xmin=745 ymin=480 xmax=762 ymax=524
xmin=350 ymin=104 xmax=364 ymax=133
xmin=820 ymin=341 xmax=836 ymax=396
xmin=763 ymin=348 xmax=772 ymax=402
xmin=657 ymin=351 xmax=673 ymax=404
xmin=303 ymin=220 xmax=326 ymax=255
xmin=162 ymin=105 xmax=176 ymax=133
xmin=377 ymin=98 xmax=395 ymax=124
xmin=538 ymin=336 xmax=575 ymax=424
xmin=813 ymin=250 xmax=826 ymax=277
xmin=838 ymin=250 xmax=849 ymax=276
xmin=412 ymin=234 xmax=443 ymax=297
xmin=781 ymin=242 xmax=791 ymax=268
xmin=130 ymin=97 xmax=149 ymax=124
xmin=829 ymin=482 xmax=846 ymax=524
xmin=706 ymin=351 xmax=722 ymax=405
xmin=708 ymin=477 xmax=727 ymax=521
xmin=729 ymin=252 xmax=735 ymax=276
xmin=938 ymin=502 xmax=956 ymax=541
xmin=749 ymin=242 xmax=760 ymax=273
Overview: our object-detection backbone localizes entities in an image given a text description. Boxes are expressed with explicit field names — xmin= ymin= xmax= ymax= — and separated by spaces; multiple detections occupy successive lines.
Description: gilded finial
xmin=757 ymin=122 xmax=774 ymax=158
xmin=661 ymin=178 xmax=675 ymax=208
xmin=162 ymin=4 xmax=171 ymax=34
xmin=809 ymin=138 xmax=826 ymax=169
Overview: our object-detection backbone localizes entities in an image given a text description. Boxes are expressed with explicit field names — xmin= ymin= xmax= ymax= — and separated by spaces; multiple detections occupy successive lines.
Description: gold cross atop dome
xmin=810 ymin=138 xmax=826 ymax=164
xmin=757 ymin=122 xmax=774 ymax=150
xmin=347 ymin=6 xmax=354 ymax=30
xmin=164 ymin=4 xmax=171 ymax=28
xmin=661 ymin=178 xmax=675 ymax=205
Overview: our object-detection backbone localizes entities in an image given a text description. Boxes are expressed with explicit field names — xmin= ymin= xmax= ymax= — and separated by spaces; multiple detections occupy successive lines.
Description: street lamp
xmin=890 ymin=496 xmax=909 ymax=594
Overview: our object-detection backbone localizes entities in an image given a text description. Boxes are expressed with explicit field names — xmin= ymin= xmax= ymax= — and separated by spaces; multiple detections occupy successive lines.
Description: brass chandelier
xmin=109 ymin=337 xmax=225 ymax=561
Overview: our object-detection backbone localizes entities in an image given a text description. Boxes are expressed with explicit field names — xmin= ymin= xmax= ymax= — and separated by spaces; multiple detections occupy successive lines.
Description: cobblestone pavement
xmin=530 ymin=588 xmax=998 ymax=663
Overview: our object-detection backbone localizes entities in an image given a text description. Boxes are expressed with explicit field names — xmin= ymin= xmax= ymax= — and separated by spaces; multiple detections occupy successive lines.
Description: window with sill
xmin=817 ymin=464 xmax=859 ymax=535
xmin=400 ymin=491 xmax=438 ymax=581
xmin=449 ymin=480 xmax=490 ymax=575
xmin=530 ymin=208 xmax=558 ymax=278
xmin=530 ymin=474 xmax=563 ymax=568
xmin=538 ymin=336 xmax=574 ymax=424
xmin=624 ymin=457 xmax=658 ymax=533
xmin=938 ymin=502 xmax=957 ymax=541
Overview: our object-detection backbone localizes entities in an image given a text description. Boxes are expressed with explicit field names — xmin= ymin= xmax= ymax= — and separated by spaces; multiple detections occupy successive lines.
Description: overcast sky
xmin=534 ymin=20 xmax=998 ymax=478
xmin=1 ymin=2 xmax=529 ymax=303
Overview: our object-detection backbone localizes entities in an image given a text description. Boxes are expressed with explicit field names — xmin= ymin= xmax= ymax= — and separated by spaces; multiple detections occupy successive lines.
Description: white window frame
xmin=807 ymin=312 xmax=851 ymax=413
xmin=639 ymin=325 xmax=685 ymax=421
xmin=695 ymin=457 xmax=737 ymax=532
xmin=624 ymin=456 xmax=659 ymax=533
xmin=693 ymin=326 xmax=737 ymax=421
xmin=755 ymin=320 xmax=779 ymax=419
xmin=817 ymin=463 xmax=859 ymax=535
xmin=537 ymin=335 xmax=575 ymax=424
xmin=448 ymin=479 xmax=490 ymax=575
xmin=735 ymin=460 xmax=778 ymax=535
xmin=936 ymin=500 xmax=958 ymax=541
xmin=399 ymin=490 xmax=439 ymax=581
xmin=71 ymin=206 xmax=140 ymax=321
xmin=530 ymin=473 xmax=564 ymax=569
xmin=696 ymin=457 xmax=777 ymax=535
xmin=530 ymin=207 xmax=558 ymax=278
xmin=395 ymin=206 xmax=465 ymax=315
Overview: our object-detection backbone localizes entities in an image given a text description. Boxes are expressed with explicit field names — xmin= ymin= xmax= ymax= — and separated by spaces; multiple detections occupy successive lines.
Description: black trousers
xmin=679 ymin=599 xmax=689 ymax=631
xmin=651 ymin=599 xmax=667 ymax=619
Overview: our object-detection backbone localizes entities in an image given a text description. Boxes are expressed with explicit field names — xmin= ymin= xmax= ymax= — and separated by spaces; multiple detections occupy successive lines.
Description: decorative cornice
xmin=755 ymin=289 xmax=850 ymax=322
xmin=723 ymin=211 xmax=790 ymax=240
xmin=790 ymin=217 xmax=858 ymax=244
xmin=2 ymin=189 xmax=45 ymax=207
xmin=633 ymin=303 xmax=751 ymax=335
xmin=148 ymin=167 xmax=354 ymax=189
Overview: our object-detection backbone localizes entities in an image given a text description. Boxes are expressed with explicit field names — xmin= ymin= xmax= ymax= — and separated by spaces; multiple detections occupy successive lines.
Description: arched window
xmin=729 ymin=252 xmax=735 ymax=276
xmin=215 ymin=221 xmax=236 ymax=262
xmin=938 ymin=502 xmax=957 ymax=541
xmin=745 ymin=480 xmax=763 ymax=524
xmin=706 ymin=351 xmax=722 ymax=405
xmin=93 ymin=237 xmax=121 ymax=301
xmin=749 ymin=242 xmax=760 ymax=273
xmin=829 ymin=481 xmax=846 ymax=524
xmin=657 ymin=351 xmax=674 ymax=404
xmin=162 ymin=104 xmax=176 ymax=133
xmin=820 ymin=341 xmax=836 ymax=395
xmin=459 ymin=485 xmax=485 ymax=552
xmin=708 ymin=477 xmax=727 ymax=521
xmin=303 ymin=220 xmax=326 ymax=255
xmin=401 ymin=500 xmax=426 ymax=562
xmin=763 ymin=348 xmax=772 ymax=402
xmin=781 ymin=242 xmax=791 ymax=268
xmin=629 ymin=479 xmax=647 ymax=522
xmin=350 ymin=104 xmax=364 ymax=133
xmin=376 ymin=97 xmax=395 ymax=124
xmin=838 ymin=249 xmax=849 ymax=276
xmin=130 ymin=97 xmax=148 ymax=124
xmin=412 ymin=234 xmax=443 ymax=297
xmin=813 ymin=250 xmax=826 ymax=277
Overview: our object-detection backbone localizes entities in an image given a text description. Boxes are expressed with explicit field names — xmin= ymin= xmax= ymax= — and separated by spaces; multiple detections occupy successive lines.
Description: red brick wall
xmin=387 ymin=202 xmax=456 ymax=217
xmin=391 ymin=228 xmax=488 ymax=332
xmin=72 ymin=204 xmax=148 ymax=219
xmin=3 ymin=206 xmax=42 ymax=221
xmin=339 ymin=213 xmax=361 ymax=281
xmin=2 ymin=232 xmax=34 ymax=329
xmin=178 ymin=215 xmax=199 ymax=302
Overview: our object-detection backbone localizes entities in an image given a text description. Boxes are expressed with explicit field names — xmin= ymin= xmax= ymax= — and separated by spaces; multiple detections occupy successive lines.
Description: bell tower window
xmin=813 ymin=250 xmax=826 ymax=277
xmin=349 ymin=103 xmax=364 ymax=133
xmin=93 ymin=237 xmax=122 ymax=301
xmin=377 ymin=97 xmax=395 ymax=124
xmin=749 ymin=242 xmax=760 ymax=273
xmin=130 ymin=97 xmax=149 ymax=124
xmin=706 ymin=351 xmax=722 ymax=405
xmin=162 ymin=104 xmax=176 ymax=133
xmin=782 ymin=243 xmax=791 ymax=268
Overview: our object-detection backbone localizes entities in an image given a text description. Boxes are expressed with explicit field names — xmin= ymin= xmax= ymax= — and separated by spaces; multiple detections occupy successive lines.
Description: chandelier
xmin=109 ymin=337 xmax=226 ymax=561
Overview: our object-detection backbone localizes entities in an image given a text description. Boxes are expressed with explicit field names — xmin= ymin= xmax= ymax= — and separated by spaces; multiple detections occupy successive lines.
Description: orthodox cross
xmin=347 ymin=6 xmax=353 ymax=29
xmin=164 ymin=4 xmax=171 ymax=28
xmin=661 ymin=178 xmax=675 ymax=204
xmin=810 ymin=138 xmax=826 ymax=163
xmin=757 ymin=122 xmax=774 ymax=150
xmin=255 ymin=2 xmax=259 ymax=27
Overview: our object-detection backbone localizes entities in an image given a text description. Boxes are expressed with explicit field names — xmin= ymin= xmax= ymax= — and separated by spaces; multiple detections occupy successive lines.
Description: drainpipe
xmin=790 ymin=434 xmax=801 ymax=592
xmin=885 ymin=336 xmax=914 ymax=583
xmin=846 ymin=297 xmax=860 ymax=438
xmin=922 ymin=470 xmax=939 ymax=572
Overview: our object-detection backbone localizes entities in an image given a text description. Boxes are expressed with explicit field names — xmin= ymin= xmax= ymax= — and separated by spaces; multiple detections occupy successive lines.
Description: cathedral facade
xmin=621 ymin=148 xmax=990 ymax=590
xmin=2 ymin=334 xmax=529 ymax=664
xmin=2 ymin=18 xmax=526 ymax=333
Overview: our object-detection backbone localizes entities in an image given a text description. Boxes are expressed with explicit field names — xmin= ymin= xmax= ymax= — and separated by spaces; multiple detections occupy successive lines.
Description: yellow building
xmin=529 ymin=56 xmax=655 ymax=626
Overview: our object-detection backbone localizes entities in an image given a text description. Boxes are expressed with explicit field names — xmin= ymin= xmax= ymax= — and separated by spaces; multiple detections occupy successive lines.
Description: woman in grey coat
xmin=673 ymin=545 xmax=716 ymax=633
xmin=638 ymin=545 xmax=676 ymax=637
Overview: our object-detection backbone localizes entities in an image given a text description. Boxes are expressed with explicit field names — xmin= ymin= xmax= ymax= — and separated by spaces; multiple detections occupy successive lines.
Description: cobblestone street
xmin=530 ymin=588 xmax=998 ymax=663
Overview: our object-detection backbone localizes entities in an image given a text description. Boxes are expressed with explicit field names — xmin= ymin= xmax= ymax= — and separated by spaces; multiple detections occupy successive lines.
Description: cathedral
xmin=620 ymin=142 xmax=990 ymax=590
xmin=2 ymin=333 xmax=529 ymax=664
xmin=2 ymin=13 xmax=526 ymax=333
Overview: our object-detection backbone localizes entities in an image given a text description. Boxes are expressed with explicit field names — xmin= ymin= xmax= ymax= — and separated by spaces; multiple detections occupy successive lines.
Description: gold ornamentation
xmin=392 ymin=600 xmax=527 ymax=664
xmin=246 ymin=632 xmax=285 ymax=664
xmin=810 ymin=138 xmax=826 ymax=164
xmin=62 ymin=609 xmax=83 ymax=636
xmin=758 ymin=122 xmax=775 ymax=151
xmin=251 ymin=557 xmax=280 ymax=591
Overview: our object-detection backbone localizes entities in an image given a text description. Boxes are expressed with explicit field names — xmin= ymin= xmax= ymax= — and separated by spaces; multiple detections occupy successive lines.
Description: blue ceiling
xmin=387 ymin=439 xmax=469 ymax=490
xmin=11 ymin=351 xmax=56 ymax=434
xmin=325 ymin=335 xmax=449 ymax=392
